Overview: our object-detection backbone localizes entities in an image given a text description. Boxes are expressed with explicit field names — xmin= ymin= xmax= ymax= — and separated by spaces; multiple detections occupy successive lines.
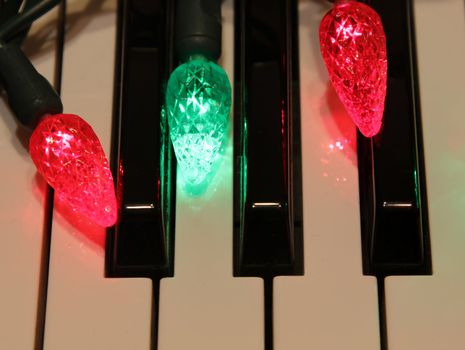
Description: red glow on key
xmin=29 ymin=114 xmax=117 ymax=227
xmin=319 ymin=0 xmax=387 ymax=137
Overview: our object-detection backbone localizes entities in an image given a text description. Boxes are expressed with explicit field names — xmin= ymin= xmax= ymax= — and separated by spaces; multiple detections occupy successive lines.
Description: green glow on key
xmin=166 ymin=56 xmax=231 ymax=195
xmin=160 ymin=106 xmax=173 ymax=241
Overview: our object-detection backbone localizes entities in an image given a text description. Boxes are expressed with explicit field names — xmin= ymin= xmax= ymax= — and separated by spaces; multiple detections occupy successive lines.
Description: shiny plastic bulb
xmin=319 ymin=0 xmax=387 ymax=137
xmin=29 ymin=113 xmax=117 ymax=227
xmin=166 ymin=57 xmax=231 ymax=194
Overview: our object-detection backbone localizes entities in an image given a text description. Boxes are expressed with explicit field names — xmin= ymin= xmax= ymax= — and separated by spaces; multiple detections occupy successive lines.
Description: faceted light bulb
xmin=319 ymin=0 xmax=387 ymax=137
xmin=29 ymin=113 xmax=117 ymax=227
xmin=166 ymin=57 xmax=231 ymax=194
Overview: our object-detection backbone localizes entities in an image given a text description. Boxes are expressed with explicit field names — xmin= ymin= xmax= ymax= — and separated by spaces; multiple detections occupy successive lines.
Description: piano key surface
xmin=0 ymin=9 xmax=57 ymax=349
xmin=0 ymin=6 xmax=57 ymax=349
xmin=158 ymin=1 xmax=264 ymax=348
xmin=385 ymin=0 xmax=465 ymax=349
xmin=0 ymin=0 xmax=465 ymax=349
xmin=42 ymin=1 xmax=152 ymax=349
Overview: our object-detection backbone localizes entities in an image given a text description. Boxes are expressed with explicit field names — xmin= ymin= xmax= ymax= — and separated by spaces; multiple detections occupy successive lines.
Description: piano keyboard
xmin=0 ymin=0 xmax=464 ymax=349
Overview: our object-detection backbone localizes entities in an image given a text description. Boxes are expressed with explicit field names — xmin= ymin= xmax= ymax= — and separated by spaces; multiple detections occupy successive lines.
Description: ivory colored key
xmin=43 ymin=1 xmax=152 ymax=349
xmin=0 ymin=10 xmax=57 ymax=350
xmin=273 ymin=1 xmax=380 ymax=349
xmin=157 ymin=1 xmax=264 ymax=349
xmin=385 ymin=0 xmax=465 ymax=348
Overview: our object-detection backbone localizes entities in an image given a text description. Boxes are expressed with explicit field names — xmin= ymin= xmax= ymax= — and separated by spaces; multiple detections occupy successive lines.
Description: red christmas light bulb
xmin=319 ymin=0 xmax=387 ymax=137
xmin=29 ymin=114 xmax=117 ymax=227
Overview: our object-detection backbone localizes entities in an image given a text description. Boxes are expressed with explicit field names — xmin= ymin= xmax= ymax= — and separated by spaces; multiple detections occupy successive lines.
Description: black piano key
xmin=358 ymin=0 xmax=432 ymax=277
xmin=354 ymin=2 xmax=432 ymax=349
xmin=106 ymin=0 xmax=176 ymax=279
xmin=233 ymin=0 xmax=303 ymax=276
xmin=233 ymin=2 xmax=301 ymax=348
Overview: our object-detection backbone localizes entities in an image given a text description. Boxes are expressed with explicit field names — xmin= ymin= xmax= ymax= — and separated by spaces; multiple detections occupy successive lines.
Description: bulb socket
xmin=0 ymin=42 xmax=63 ymax=130
xmin=175 ymin=0 xmax=221 ymax=62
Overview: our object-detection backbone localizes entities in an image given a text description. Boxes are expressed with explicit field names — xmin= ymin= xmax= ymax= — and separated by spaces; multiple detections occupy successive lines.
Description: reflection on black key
xmin=233 ymin=0 xmax=303 ymax=278
xmin=106 ymin=0 xmax=176 ymax=279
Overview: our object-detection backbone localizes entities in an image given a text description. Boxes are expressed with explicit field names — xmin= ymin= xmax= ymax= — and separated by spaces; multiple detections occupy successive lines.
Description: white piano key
xmin=0 ymin=10 xmax=58 ymax=350
xmin=157 ymin=1 xmax=264 ymax=349
xmin=43 ymin=2 xmax=152 ymax=349
xmin=385 ymin=0 xmax=465 ymax=349
xmin=273 ymin=1 xmax=380 ymax=349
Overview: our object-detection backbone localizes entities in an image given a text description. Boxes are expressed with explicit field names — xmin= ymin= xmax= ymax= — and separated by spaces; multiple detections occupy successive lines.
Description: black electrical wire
xmin=0 ymin=0 xmax=38 ymax=44
xmin=0 ymin=0 xmax=61 ymax=42
xmin=0 ymin=0 xmax=61 ymax=46
xmin=0 ymin=0 xmax=22 ymax=25
xmin=0 ymin=0 xmax=63 ymax=129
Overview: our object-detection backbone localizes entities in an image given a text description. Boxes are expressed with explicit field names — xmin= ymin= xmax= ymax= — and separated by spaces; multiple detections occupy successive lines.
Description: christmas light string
xmin=0 ymin=0 xmax=117 ymax=227
xmin=0 ymin=0 xmax=386 ymax=226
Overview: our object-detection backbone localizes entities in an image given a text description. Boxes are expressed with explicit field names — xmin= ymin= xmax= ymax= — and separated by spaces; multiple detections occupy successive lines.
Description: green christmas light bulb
xmin=166 ymin=56 xmax=231 ymax=194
